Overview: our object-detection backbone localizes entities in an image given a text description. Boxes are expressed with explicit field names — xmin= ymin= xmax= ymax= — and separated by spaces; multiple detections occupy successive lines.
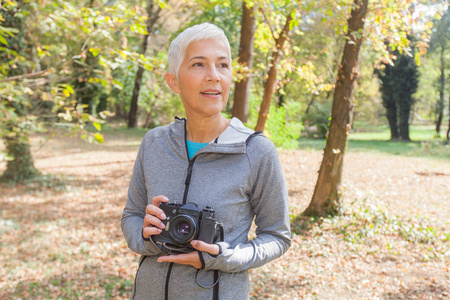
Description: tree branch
xmin=0 ymin=68 xmax=54 ymax=83
xmin=259 ymin=7 xmax=277 ymax=42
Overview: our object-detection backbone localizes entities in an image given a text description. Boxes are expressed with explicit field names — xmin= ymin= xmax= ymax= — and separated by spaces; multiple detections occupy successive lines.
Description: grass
xmin=298 ymin=124 xmax=449 ymax=160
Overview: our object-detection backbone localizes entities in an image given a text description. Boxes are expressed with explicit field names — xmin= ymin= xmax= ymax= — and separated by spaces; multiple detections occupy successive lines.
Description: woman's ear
xmin=165 ymin=73 xmax=181 ymax=94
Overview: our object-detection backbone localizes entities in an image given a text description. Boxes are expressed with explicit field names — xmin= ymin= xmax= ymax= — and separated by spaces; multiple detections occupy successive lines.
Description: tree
xmin=303 ymin=0 xmax=369 ymax=216
xmin=378 ymin=63 xmax=400 ymax=140
xmin=377 ymin=50 xmax=419 ymax=141
xmin=394 ymin=53 xmax=419 ymax=141
xmin=128 ymin=0 xmax=162 ymax=128
xmin=429 ymin=7 xmax=450 ymax=137
xmin=231 ymin=1 xmax=256 ymax=123
xmin=0 ymin=0 xmax=145 ymax=182
xmin=255 ymin=11 xmax=293 ymax=132
xmin=0 ymin=2 xmax=40 ymax=182
xmin=302 ymin=0 xmax=436 ymax=216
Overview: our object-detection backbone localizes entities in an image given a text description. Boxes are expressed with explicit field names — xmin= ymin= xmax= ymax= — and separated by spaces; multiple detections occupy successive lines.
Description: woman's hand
xmin=142 ymin=195 xmax=169 ymax=239
xmin=157 ymin=240 xmax=220 ymax=269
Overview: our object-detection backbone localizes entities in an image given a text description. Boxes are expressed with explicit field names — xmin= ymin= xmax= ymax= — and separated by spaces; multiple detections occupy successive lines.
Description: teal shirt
xmin=186 ymin=140 xmax=208 ymax=159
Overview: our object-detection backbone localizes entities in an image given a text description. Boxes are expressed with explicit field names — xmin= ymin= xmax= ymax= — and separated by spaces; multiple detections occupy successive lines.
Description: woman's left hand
xmin=157 ymin=240 xmax=220 ymax=269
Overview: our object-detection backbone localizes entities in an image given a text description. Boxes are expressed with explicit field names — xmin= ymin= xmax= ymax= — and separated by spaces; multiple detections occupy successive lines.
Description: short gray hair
xmin=168 ymin=22 xmax=231 ymax=77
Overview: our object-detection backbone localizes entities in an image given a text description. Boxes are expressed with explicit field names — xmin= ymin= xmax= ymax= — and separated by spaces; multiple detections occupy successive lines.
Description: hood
xmin=170 ymin=117 xmax=256 ymax=156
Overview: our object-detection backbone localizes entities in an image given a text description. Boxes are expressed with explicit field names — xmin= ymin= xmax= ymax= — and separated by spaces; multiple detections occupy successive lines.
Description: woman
xmin=121 ymin=23 xmax=291 ymax=300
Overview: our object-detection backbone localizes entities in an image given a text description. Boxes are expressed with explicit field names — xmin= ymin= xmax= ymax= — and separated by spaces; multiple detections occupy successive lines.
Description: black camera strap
xmin=194 ymin=222 xmax=224 ymax=299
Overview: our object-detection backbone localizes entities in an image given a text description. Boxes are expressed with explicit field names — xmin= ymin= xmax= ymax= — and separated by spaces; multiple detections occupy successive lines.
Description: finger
xmin=152 ymin=195 xmax=169 ymax=207
xmin=157 ymin=252 xmax=201 ymax=269
xmin=145 ymin=204 xmax=167 ymax=220
xmin=143 ymin=226 xmax=163 ymax=239
xmin=190 ymin=240 xmax=220 ymax=255
xmin=143 ymin=214 xmax=165 ymax=229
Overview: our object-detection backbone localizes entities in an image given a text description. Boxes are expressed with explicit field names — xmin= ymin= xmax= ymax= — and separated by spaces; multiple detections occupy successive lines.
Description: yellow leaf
xmin=94 ymin=133 xmax=104 ymax=143
xmin=93 ymin=121 xmax=101 ymax=131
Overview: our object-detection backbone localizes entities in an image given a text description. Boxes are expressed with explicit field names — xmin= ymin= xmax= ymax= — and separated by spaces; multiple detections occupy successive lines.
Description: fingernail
xmin=191 ymin=240 xmax=198 ymax=246
xmin=160 ymin=222 xmax=165 ymax=229
xmin=160 ymin=212 xmax=166 ymax=219
xmin=157 ymin=228 xmax=162 ymax=233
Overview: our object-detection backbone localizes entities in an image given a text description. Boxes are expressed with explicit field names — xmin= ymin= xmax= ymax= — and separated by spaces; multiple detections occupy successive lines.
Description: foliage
xmin=302 ymin=101 xmax=331 ymax=139
xmin=265 ymin=102 xmax=302 ymax=148
xmin=0 ymin=0 xmax=184 ymax=180
xmin=0 ymin=0 xmax=448 ymax=182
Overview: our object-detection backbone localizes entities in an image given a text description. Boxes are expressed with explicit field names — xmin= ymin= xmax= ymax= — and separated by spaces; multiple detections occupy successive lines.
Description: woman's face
xmin=166 ymin=39 xmax=232 ymax=119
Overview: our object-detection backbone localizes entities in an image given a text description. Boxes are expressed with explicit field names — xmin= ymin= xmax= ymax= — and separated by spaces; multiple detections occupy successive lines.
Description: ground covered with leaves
xmin=1 ymin=130 xmax=449 ymax=299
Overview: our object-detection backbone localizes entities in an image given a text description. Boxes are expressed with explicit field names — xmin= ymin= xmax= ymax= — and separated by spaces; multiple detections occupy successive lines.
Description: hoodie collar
xmin=170 ymin=117 xmax=255 ymax=155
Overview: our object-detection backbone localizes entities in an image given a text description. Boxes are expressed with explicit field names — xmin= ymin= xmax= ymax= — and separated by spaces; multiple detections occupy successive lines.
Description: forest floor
xmin=0 ymin=127 xmax=449 ymax=299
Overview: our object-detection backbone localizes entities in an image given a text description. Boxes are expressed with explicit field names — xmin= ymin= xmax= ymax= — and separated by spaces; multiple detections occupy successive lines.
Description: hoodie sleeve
xmin=121 ymin=134 xmax=162 ymax=256
xmin=200 ymin=137 xmax=291 ymax=272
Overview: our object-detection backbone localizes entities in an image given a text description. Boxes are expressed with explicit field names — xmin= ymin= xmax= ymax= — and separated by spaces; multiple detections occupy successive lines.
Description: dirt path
xmin=0 ymin=133 xmax=449 ymax=299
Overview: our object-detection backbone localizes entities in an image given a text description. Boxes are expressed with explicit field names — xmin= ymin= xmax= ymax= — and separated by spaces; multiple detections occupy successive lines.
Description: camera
xmin=152 ymin=202 xmax=222 ymax=254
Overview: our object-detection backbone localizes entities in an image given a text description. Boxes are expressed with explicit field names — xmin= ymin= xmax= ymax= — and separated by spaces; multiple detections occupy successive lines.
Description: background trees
xmin=1 ymin=0 xmax=447 ymax=217
xmin=429 ymin=7 xmax=450 ymax=138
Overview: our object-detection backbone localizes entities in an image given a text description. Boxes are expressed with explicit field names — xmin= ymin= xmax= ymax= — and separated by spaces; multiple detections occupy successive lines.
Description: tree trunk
xmin=385 ymin=99 xmax=400 ymax=140
xmin=398 ymin=104 xmax=411 ymax=141
xmin=2 ymin=137 xmax=39 ymax=182
xmin=128 ymin=1 xmax=161 ymax=128
xmin=232 ymin=1 xmax=256 ymax=123
xmin=436 ymin=46 xmax=445 ymax=136
xmin=255 ymin=14 xmax=292 ymax=132
xmin=303 ymin=0 xmax=369 ymax=217
xmin=447 ymin=96 xmax=450 ymax=141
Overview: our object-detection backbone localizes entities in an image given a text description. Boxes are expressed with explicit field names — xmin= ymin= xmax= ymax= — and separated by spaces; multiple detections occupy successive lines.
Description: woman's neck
xmin=185 ymin=114 xmax=230 ymax=143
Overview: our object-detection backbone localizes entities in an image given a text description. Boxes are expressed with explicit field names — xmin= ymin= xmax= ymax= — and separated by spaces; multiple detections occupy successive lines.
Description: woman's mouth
xmin=201 ymin=90 xmax=221 ymax=95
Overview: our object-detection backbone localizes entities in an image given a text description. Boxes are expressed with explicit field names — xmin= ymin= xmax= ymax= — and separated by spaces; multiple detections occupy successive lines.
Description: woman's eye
xmin=219 ymin=63 xmax=229 ymax=68
xmin=193 ymin=62 xmax=203 ymax=67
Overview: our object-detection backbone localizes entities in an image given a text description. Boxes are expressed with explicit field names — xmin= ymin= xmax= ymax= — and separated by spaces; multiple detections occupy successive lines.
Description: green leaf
xmin=65 ymin=85 xmax=74 ymax=94
xmin=89 ymin=48 xmax=100 ymax=57
xmin=0 ymin=35 xmax=8 ymax=46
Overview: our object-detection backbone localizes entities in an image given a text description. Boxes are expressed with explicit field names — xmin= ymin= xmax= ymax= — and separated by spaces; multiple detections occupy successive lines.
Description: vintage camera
xmin=152 ymin=202 xmax=222 ymax=254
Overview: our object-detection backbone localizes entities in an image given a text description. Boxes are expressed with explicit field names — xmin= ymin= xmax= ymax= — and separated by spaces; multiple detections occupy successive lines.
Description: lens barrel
xmin=169 ymin=214 xmax=197 ymax=243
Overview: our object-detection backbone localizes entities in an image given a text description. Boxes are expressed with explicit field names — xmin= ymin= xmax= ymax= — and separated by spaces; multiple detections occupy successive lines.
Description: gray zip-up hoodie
xmin=121 ymin=117 xmax=291 ymax=300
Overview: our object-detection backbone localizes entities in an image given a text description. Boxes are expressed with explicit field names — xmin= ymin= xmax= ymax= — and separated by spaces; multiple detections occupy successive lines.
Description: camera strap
xmin=194 ymin=222 xmax=224 ymax=299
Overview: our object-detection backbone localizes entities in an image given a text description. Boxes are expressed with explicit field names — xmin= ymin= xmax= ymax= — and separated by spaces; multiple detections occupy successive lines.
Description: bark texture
xmin=303 ymin=0 xmax=369 ymax=217
xmin=232 ymin=1 xmax=256 ymax=123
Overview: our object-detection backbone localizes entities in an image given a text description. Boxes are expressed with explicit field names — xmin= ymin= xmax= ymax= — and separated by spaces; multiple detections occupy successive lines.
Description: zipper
xmin=164 ymin=118 xmax=198 ymax=298
xmin=183 ymin=157 xmax=197 ymax=204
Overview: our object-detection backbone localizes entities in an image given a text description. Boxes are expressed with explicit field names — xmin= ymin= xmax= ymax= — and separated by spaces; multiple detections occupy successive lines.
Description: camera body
xmin=152 ymin=202 xmax=221 ymax=254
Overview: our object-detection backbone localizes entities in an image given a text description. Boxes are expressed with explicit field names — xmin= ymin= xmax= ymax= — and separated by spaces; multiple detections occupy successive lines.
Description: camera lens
xmin=169 ymin=215 xmax=197 ymax=243
xmin=177 ymin=222 xmax=190 ymax=235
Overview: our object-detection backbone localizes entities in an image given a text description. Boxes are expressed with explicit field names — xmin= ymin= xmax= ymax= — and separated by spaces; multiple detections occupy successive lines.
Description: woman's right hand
xmin=143 ymin=195 xmax=169 ymax=239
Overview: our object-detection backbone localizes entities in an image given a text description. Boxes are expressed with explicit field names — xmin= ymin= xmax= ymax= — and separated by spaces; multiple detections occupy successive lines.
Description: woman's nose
xmin=205 ymin=66 xmax=220 ymax=82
